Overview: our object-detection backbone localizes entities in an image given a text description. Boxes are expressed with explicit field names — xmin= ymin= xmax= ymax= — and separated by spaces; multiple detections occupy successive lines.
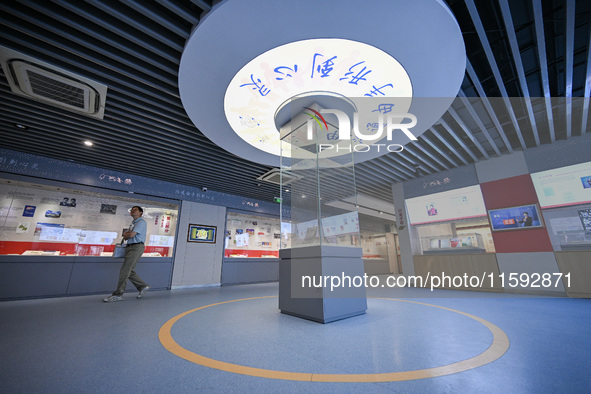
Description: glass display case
xmin=0 ymin=178 xmax=178 ymax=257
xmin=279 ymin=102 xmax=360 ymax=249
xmin=421 ymin=232 xmax=485 ymax=254
xmin=541 ymin=203 xmax=591 ymax=251
xmin=224 ymin=211 xmax=284 ymax=258
xmin=410 ymin=216 xmax=495 ymax=255
xmin=361 ymin=233 xmax=389 ymax=260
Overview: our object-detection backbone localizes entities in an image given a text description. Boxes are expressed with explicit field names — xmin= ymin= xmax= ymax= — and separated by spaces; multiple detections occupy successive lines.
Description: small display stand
xmin=278 ymin=101 xmax=367 ymax=323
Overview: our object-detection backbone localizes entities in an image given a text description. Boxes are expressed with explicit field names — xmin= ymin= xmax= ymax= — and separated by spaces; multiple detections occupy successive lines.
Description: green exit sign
xmin=273 ymin=197 xmax=282 ymax=203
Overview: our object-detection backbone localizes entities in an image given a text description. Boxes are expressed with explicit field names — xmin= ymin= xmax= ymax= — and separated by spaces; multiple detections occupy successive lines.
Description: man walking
xmin=103 ymin=206 xmax=150 ymax=302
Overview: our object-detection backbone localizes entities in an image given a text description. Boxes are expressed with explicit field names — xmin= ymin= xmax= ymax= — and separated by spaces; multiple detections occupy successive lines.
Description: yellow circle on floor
xmin=159 ymin=296 xmax=509 ymax=382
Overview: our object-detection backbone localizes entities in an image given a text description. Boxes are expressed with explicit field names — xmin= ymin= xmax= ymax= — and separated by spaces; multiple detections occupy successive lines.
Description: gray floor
xmin=1 ymin=281 xmax=590 ymax=393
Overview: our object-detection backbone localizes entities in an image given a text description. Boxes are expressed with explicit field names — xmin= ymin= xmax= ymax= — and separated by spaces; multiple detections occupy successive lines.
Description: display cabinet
xmin=0 ymin=178 xmax=178 ymax=257
xmin=421 ymin=232 xmax=486 ymax=254
xmin=541 ymin=203 xmax=591 ymax=251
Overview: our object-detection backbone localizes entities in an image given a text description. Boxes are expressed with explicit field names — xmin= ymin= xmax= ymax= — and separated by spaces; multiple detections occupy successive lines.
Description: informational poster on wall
xmin=321 ymin=211 xmax=359 ymax=236
xmin=224 ymin=211 xmax=281 ymax=258
xmin=78 ymin=230 xmax=119 ymax=245
xmin=531 ymin=161 xmax=591 ymax=208
xmin=149 ymin=234 xmax=175 ymax=247
xmin=405 ymin=185 xmax=487 ymax=225
xmin=0 ymin=178 xmax=179 ymax=256
xmin=158 ymin=215 xmax=173 ymax=235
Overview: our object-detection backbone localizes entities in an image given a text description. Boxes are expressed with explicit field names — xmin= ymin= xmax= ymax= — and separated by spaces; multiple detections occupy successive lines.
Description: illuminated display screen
xmin=224 ymin=38 xmax=413 ymax=157
xmin=488 ymin=204 xmax=544 ymax=231
xmin=405 ymin=185 xmax=487 ymax=225
xmin=187 ymin=224 xmax=216 ymax=243
xmin=531 ymin=161 xmax=591 ymax=208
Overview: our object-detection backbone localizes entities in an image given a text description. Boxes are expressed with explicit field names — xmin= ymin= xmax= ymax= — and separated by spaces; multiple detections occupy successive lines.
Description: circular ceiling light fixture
xmin=223 ymin=38 xmax=413 ymax=158
xmin=179 ymin=0 xmax=466 ymax=166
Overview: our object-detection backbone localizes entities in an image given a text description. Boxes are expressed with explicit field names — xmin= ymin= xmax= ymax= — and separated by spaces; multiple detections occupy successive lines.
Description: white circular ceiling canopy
xmin=179 ymin=0 xmax=466 ymax=166
xmin=224 ymin=38 xmax=413 ymax=157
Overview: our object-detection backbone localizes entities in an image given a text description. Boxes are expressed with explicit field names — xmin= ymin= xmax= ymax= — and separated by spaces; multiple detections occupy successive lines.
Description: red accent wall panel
xmin=0 ymin=241 xmax=170 ymax=256
xmin=480 ymin=174 xmax=553 ymax=253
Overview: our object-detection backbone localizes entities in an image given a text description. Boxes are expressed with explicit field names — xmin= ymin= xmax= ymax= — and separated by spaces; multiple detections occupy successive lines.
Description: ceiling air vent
xmin=0 ymin=46 xmax=107 ymax=119
xmin=257 ymin=168 xmax=302 ymax=185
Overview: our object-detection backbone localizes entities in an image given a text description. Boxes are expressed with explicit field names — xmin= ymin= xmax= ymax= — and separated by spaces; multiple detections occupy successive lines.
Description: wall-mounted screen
xmin=488 ymin=204 xmax=544 ymax=231
xmin=578 ymin=209 xmax=591 ymax=234
xmin=187 ymin=224 xmax=216 ymax=243
xmin=405 ymin=185 xmax=487 ymax=225
xmin=531 ymin=161 xmax=591 ymax=208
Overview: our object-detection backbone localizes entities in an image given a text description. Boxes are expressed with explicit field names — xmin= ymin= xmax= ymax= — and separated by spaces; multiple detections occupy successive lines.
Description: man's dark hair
xmin=523 ymin=212 xmax=528 ymax=215
xmin=132 ymin=205 xmax=144 ymax=214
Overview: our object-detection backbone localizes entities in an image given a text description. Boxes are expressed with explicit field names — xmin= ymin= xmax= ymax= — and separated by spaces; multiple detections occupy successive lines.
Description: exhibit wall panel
xmin=480 ymin=175 xmax=553 ymax=253
xmin=495 ymin=252 xmax=565 ymax=295
xmin=0 ymin=148 xmax=281 ymax=216
xmin=403 ymin=164 xmax=479 ymax=199
xmin=171 ymin=201 xmax=226 ymax=288
xmin=523 ymin=133 xmax=591 ymax=174
xmin=475 ymin=151 xmax=529 ymax=184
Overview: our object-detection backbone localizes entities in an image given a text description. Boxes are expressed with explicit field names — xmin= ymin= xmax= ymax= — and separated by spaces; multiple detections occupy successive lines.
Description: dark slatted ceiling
xmin=0 ymin=0 xmax=589 ymax=204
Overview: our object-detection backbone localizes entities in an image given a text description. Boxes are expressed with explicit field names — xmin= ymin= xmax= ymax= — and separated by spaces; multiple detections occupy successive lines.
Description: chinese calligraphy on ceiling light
xmin=224 ymin=38 xmax=413 ymax=157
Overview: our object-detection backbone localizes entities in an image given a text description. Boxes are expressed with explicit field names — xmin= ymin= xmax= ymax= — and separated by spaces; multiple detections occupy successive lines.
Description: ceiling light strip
xmin=499 ymin=0 xmax=541 ymax=146
xmin=564 ymin=0 xmax=576 ymax=138
xmin=57 ymin=1 xmax=181 ymax=64
xmin=87 ymin=1 xmax=184 ymax=51
xmin=465 ymin=0 xmax=527 ymax=150
xmin=419 ymin=134 xmax=461 ymax=168
xmin=1 ymin=111 xmax=271 ymax=183
xmin=438 ymin=118 xmax=479 ymax=162
xmin=428 ymin=127 xmax=469 ymax=166
xmin=457 ymin=91 xmax=502 ymax=156
xmin=0 ymin=5 xmax=178 ymax=89
xmin=408 ymin=141 xmax=451 ymax=171
xmin=120 ymin=0 xmax=190 ymax=38
xmin=464 ymin=61 xmax=514 ymax=153
xmin=22 ymin=1 xmax=178 ymax=76
xmin=532 ymin=0 xmax=556 ymax=142
xmin=155 ymin=0 xmax=199 ymax=25
xmin=0 ymin=32 xmax=182 ymax=107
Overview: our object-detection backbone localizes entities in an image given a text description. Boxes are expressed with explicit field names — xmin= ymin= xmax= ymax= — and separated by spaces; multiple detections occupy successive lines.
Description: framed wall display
xmin=488 ymin=204 xmax=544 ymax=231
xmin=531 ymin=161 xmax=591 ymax=208
xmin=188 ymin=224 xmax=217 ymax=243
xmin=405 ymin=185 xmax=487 ymax=225
xmin=0 ymin=177 xmax=179 ymax=257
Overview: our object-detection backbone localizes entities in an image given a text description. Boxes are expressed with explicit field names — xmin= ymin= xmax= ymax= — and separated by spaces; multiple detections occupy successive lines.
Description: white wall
xmin=171 ymin=201 xmax=226 ymax=288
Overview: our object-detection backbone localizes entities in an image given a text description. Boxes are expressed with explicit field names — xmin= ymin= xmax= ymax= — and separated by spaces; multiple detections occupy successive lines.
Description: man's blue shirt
xmin=128 ymin=217 xmax=147 ymax=244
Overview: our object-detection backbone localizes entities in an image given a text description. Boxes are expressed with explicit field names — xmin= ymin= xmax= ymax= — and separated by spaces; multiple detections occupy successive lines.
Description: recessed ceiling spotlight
xmin=284 ymin=189 xmax=290 ymax=192
xmin=301 ymin=194 xmax=306 ymax=198
xmin=83 ymin=140 xmax=94 ymax=146
xmin=15 ymin=123 xmax=28 ymax=130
